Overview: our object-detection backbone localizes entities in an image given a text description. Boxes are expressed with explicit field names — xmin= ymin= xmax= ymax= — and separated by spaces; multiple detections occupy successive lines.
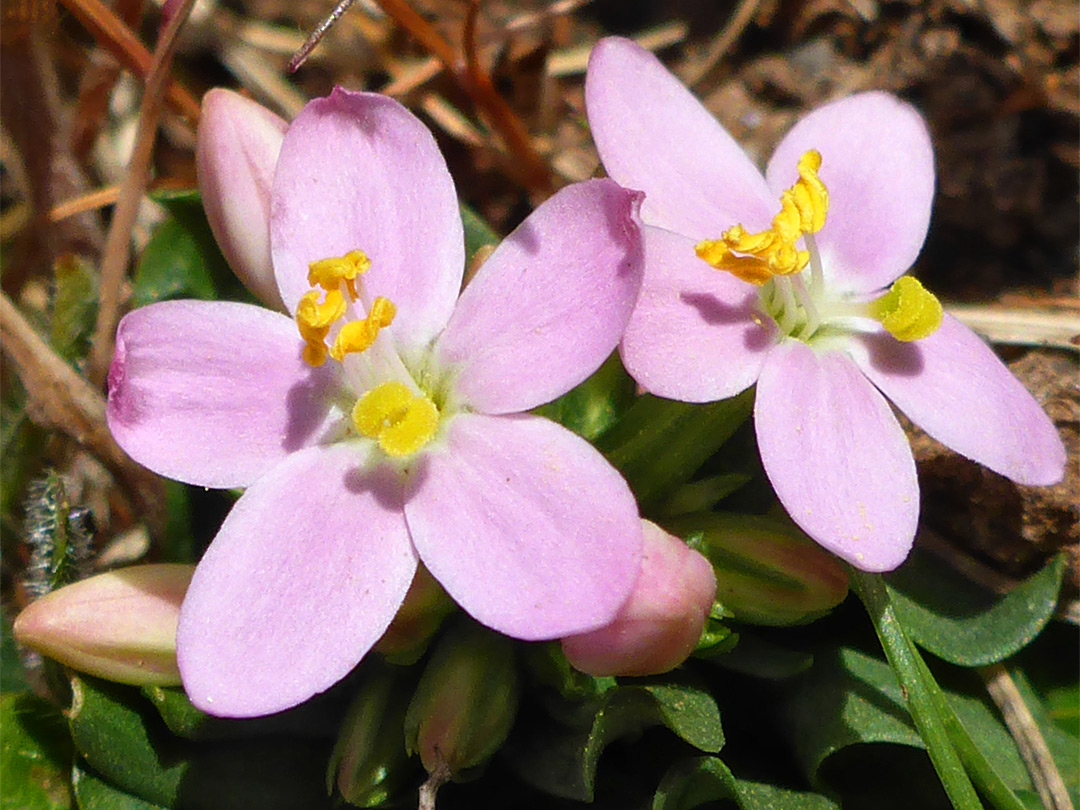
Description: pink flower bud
xmin=561 ymin=520 xmax=716 ymax=677
xmin=373 ymin=564 xmax=455 ymax=664
xmin=13 ymin=564 xmax=194 ymax=686
xmin=197 ymin=88 xmax=288 ymax=311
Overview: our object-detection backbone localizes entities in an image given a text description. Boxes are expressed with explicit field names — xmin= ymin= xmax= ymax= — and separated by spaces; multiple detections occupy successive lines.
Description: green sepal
xmin=598 ymin=389 xmax=753 ymax=507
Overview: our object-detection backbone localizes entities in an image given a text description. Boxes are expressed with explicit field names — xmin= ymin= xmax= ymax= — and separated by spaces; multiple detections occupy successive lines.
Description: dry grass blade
xmin=86 ymin=0 xmax=199 ymax=388
xmin=0 ymin=292 xmax=164 ymax=528
xmin=58 ymin=0 xmax=201 ymax=123
xmin=980 ymin=663 xmax=1075 ymax=810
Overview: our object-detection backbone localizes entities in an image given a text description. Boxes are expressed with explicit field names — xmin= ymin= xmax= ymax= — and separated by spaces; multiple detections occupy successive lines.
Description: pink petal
xmin=435 ymin=180 xmax=644 ymax=414
xmin=404 ymin=413 xmax=642 ymax=639
xmin=197 ymin=89 xmax=287 ymax=311
xmin=620 ymin=226 xmax=774 ymax=402
xmin=766 ymin=92 xmax=935 ymax=296
xmin=850 ymin=315 xmax=1066 ymax=486
xmin=585 ymin=37 xmax=775 ymax=238
xmin=755 ymin=341 xmax=918 ymax=572
xmin=106 ymin=300 xmax=341 ymax=489
xmin=270 ymin=88 xmax=463 ymax=349
xmin=177 ymin=443 xmax=417 ymax=717
xmin=561 ymin=520 xmax=715 ymax=677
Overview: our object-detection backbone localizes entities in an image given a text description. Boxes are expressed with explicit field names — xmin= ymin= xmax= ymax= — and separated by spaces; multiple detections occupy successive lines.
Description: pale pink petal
xmin=561 ymin=520 xmax=715 ymax=677
xmin=197 ymin=89 xmax=287 ymax=311
xmin=177 ymin=443 xmax=417 ymax=717
xmin=106 ymin=300 xmax=341 ymax=489
xmin=620 ymin=226 xmax=774 ymax=402
xmin=850 ymin=315 xmax=1066 ymax=486
xmin=585 ymin=37 xmax=775 ymax=238
xmin=404 ymin=413 xmax=642 ymax=639
xmin=755 ymin=341 xmax=918 ymax=572
xmin=766 ymin=92 xmax=935 ymax=296
xmin=435 ymin=180 xmax=643 ymax=414
xmin=270 ymin=88 xmax=463 ymax=349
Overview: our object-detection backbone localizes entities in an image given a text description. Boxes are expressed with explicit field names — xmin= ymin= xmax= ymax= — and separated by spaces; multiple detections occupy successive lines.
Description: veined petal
xmin=270 ymin=88 xmax=463 ymax=350
xmin=404 ymin=413 xmax=642 ymax=640
xmin=851 ymin=315 xmax=1066 ymax=486
xmin=436 ymin=180 xmax=644 ymax=414
xmin=755 ymin=341 xmax=918 ymax=572
xmin=177 ymin=443 xmax=417 ymax=717
xmin=197 ymin=89 xmax=287 ymax=311
xmin=620 ymin=226 xmax=774 ymax=402
xmin=106 ymin=300 xmax=341 ymax=489
xmin=766 ymin=92 xmax=935 ymax=296
xmin=585 ymin=36 xmax=775 ymax=238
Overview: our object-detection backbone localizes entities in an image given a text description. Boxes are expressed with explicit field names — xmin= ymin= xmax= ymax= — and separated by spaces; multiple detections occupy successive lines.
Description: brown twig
xmin=86 ymin=0 xmax=199 ymax=388
xmin=0 ymin=292 xmax=164 ymax=529
xmin=58 ymin=0 xmax=201 ymax=123
xmin=461 ymin=0 xmax=552 ymax=195
xmin=684 ymin=0 xmax=760 ymax=88
xmin=979 ymin=663 xmax=1074 ymax=810
xmin=373 ymin=0 xmax=553 ymax=196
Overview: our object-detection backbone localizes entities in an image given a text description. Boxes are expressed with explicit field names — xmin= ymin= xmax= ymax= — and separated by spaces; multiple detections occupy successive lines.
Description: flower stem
xmin=850 ymin=569 xmax=984 ymax=810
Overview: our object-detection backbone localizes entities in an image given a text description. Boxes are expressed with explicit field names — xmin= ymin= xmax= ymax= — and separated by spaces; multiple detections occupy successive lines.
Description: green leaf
xmin=70 ymin=676 xmax=334 ymax=809
xmin=460 ymin=202 xmax=501 ymax=263
xmin=1 ymin=693 xmax=73 ymax=810
xmin=2 ymin=612 xmax=30 ymax=694
xmin=736 ymin=779 xmax=840 ymax=810
xmin=50 ymin=255 xmax=98 ymax=363
xmin=71 ymin=766 xmax=167 ymax=810
xmin=533 ymin=353 xmax=636 ymax=442
xmin=132 ymin=197 xmax=245 ymax=308
xmin=507 ymin=681 xmax=723 ymax=801
xmin=599 ymin=390 xmax=754 ymax=507
xmin=652 ymin=756 xmax=740 ymax=810
xmin=886 ymin=549 xmax=1066 ymax=667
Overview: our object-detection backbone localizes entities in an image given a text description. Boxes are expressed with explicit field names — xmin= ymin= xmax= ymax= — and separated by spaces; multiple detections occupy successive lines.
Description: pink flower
xmin=585 ymin=37 xmax=1065 ymax=573
xmin=561 ymin=520 xmax=716 ymax=677
xmin=107 ymin=87 xmax=645 ymax=717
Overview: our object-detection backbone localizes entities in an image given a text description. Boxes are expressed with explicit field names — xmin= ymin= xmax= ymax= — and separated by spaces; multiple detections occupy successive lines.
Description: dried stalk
xmin=980 ymin=663 xmax=1074 ymax=810
xmin=0 ymin=293 xmax=164 ymax=529
xmin=58 ymin=0 xmax=201 ymax=123
xmin=86 ymin=0 xmax=199 ymax=388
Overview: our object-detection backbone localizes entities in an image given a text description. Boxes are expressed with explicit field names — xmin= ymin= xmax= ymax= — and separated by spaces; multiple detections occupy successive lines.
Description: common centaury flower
xmin=585 ymin=37 xmax=1065 ymax=572
xmin=107 ymin=88 xmax=645 ymax=717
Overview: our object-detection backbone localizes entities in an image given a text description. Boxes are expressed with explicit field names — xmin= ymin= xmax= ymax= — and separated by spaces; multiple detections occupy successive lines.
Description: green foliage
xmin=886 ymin=550 xmax=1066 ymax=667
xmin=133 ymin=192 xmax=245 ymax=308
xmin=533 ymin=352 xmax=637 ymax=442
xmin=1 ymin=693 xmax=73 ymax=810
xmin=506 ymin=680 xmax=723 ymax=801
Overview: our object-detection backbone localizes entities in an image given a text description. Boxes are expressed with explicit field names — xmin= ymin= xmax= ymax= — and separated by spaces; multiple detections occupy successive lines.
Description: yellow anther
xmin=307 ymin=249 xmax=372 ymax=300
xmin=697 ymin=149 xmax=828 ymax=285
xmin=869 ymin=276 xmax=943 ymax=342
xmin=296 ymin=290 xmax=347 ymax=366
xmin=329 ymin=297 xmax=397 ymax=362
xmin=353 ymin=381 xmax=439 ymax=457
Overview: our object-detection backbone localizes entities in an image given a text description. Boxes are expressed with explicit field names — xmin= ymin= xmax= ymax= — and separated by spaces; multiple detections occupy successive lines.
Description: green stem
xmin=851 ymin=569 xmax=984 ymax=810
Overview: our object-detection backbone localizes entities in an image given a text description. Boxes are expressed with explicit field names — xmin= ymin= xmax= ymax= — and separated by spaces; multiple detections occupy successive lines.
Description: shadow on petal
xmin=859 ymin=330 xmax=925 ymax=377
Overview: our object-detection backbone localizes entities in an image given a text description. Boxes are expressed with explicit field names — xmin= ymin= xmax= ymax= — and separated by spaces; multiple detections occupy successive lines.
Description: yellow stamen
xmin=296 ymin=290 xmax=346 ymax=366
xmin=329 ymin=297 xmax=397 ymax=362
xmin=308 ymin=249 xmax=372 ymax=300
xmin=353 ymin=381 xmax=439 ymax=457
xmin=696 ymin=149 xmax=829 ymax=285
xmin=869 ymin=276 xmax=943 ymax=341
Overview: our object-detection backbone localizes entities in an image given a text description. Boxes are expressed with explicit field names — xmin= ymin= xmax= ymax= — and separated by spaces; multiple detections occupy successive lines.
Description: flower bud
xmin=329 ymin=664 xmax=416 ymax=807
xmin=13 ymin=564 xmax=193 ymax=686
xmin=561 ymin=520 xmax=716 ymax=676
xmin=197 ymin=88 xmax=288 ymax=311
xmin=373 ymin=564 xmax=455 ymax=665
xmin=671 ymin=513 xmax=849 ymax=626
xmin=404 ymin=619 xmax=519 ymax=779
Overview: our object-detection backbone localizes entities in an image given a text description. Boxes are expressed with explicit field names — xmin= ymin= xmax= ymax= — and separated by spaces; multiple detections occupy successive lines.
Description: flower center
xmin=296 ymin=249 xmax=441 ymax=457
xmin=695 ymin=151 xmax=943 ymax=344
xmin=695 ymin=150 xmax=828 ymax=286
